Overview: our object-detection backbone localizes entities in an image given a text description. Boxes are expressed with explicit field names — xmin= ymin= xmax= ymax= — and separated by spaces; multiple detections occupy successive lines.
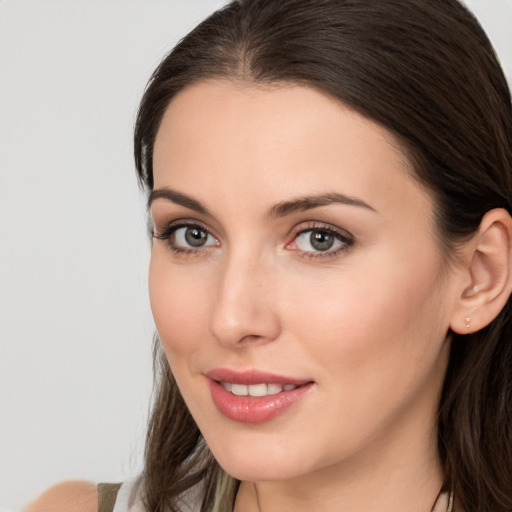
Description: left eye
xmin=173 ymin=226 xmax=218 ymax=248
xmin=294 ymin=229 xmax=347 ymax=252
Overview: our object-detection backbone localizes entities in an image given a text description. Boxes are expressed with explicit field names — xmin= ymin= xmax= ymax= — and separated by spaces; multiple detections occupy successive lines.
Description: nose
xmin=208 ymin=251 xmax=281 ymax=347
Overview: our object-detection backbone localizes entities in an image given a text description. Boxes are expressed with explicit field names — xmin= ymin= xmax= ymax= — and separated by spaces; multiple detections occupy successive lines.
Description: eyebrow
xmin=266 ymin=192 xmax=377 ymax=218
xmin=148 ymin=188 xmax=376 ymax=218
xmin=148 ymin=187 xmax=210 ymax=215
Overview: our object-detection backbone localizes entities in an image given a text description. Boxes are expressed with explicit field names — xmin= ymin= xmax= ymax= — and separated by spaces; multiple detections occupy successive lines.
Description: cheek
xmin=285 ymin=247 xmax=450 ymax=388
xmin=273 ymin=252 xmax=451 ymax=462
xmin=148 ymin=254 xmax=209 ymax=365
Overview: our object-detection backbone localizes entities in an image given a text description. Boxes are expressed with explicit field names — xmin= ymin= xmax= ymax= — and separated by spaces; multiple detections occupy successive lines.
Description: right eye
xmin=154 ymin=223 xmax=219 ymax=253
xmin=174 ymin=226 xmax=217 ymax=248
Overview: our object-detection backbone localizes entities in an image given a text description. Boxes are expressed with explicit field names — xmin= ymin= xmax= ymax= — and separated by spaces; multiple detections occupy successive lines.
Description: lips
xmin=205 ymin=369 xmax=315 ymax=423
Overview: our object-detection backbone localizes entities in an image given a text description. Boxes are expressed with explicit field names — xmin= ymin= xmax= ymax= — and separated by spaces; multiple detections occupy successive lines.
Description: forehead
xmin=152 ymin=79 xmax=430 ymax=224
xmin=155 ymin=79 xmax=405 ymax=150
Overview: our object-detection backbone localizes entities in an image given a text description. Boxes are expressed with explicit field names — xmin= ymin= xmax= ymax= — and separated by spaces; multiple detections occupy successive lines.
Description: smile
xmin=205 ymin=369 xmax=315 ymax=423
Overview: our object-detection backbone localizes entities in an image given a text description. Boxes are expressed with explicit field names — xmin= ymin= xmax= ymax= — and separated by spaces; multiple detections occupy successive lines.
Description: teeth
xmin=231 ymin=383 xmax=248 ymax=396
xmin=267 ymin=383 xmax=282 ymax=395
xmin=220 ymin=382 xmax=300 ymax=396
xmin=248 ymin=383 xmax=268 ymax=397
xmin=221 ymin=381 xmax=232 ymax=392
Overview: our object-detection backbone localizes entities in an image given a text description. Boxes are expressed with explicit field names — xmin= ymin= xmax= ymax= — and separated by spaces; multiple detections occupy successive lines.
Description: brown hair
xmin=134 ymin=1 xmax=512 ymax=510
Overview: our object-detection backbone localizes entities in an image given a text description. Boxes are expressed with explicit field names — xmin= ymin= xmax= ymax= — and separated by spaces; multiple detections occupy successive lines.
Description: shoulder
xmin=25 ymin=480 xmax=98 ymax=512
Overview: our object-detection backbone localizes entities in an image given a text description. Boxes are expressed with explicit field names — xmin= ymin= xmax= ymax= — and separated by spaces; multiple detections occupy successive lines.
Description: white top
xmin=111 ymin=477 xmax=145 ymax=512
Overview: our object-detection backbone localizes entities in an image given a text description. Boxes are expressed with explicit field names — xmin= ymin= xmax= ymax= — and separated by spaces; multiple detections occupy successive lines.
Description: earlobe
xmin=450 ymin=208 xmax=512 ymax=334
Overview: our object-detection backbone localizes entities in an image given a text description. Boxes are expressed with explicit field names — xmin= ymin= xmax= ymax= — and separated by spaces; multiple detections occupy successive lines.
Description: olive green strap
xmin=98 ymin=483 xmax=122 ymax=512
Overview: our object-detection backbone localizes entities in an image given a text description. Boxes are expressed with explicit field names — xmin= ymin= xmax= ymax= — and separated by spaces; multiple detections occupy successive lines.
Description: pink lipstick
xmin=205 ymin=369 xmax=315 ymax=424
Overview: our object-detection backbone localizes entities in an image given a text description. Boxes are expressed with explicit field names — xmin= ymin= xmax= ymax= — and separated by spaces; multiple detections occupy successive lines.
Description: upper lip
xmin=205 ymin=368 xmax=313 ymax=386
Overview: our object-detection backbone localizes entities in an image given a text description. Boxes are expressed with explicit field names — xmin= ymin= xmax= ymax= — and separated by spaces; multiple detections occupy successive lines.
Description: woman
xmin=28 ymin=0 xmax=512 ymax=511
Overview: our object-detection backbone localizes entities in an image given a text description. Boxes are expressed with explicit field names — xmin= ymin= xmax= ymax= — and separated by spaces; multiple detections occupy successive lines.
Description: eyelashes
xmin=288 ymin=223 xmax=354 ymax=259
xmin=153 ymin=221 xmax=219 ymax=256
xmin=153 ymin=219 xmax=354 ymax=259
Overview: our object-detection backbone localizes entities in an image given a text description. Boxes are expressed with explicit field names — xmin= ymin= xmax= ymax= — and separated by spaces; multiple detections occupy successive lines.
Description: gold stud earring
xmin=466 ymin=316 xmax=471 ymax=329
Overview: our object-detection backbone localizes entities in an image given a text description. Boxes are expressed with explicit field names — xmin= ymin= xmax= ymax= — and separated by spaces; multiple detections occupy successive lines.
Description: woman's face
xmin=149 ymin=80 xmax=461 ymax=483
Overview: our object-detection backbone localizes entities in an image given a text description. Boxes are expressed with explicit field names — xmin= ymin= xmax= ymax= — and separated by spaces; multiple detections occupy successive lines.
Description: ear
xmin=450 ymin=208 xmax=512 ymax=334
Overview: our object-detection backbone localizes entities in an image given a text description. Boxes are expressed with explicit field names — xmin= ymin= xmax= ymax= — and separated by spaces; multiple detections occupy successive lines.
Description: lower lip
xmin=209 ymin=380 xmax=314 ymax=424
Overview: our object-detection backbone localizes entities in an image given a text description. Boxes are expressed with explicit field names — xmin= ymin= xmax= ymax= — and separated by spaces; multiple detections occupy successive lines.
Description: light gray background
xmin=0 ymin=0 xmax=510 ymax=510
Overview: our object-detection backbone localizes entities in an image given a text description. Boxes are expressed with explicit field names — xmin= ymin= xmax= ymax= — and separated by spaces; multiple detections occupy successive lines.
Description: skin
xmin=149 ymin=80 xmax=467 ymax=512
xmin=24 ymin=481 xmax=97 ymax=512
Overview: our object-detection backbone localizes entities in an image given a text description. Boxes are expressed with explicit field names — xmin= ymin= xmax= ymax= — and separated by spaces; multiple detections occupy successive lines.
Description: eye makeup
xmin=153 ymin=217 xmax=355 ymax=261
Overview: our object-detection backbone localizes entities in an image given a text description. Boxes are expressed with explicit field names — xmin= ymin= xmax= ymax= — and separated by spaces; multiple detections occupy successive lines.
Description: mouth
xmin=205 ymin=369 xmax=315 ymax=424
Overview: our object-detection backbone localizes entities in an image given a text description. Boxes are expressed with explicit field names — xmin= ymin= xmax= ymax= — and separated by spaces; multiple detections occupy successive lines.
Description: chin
xmin=207 ymin=437 xmax=312 ymax=483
